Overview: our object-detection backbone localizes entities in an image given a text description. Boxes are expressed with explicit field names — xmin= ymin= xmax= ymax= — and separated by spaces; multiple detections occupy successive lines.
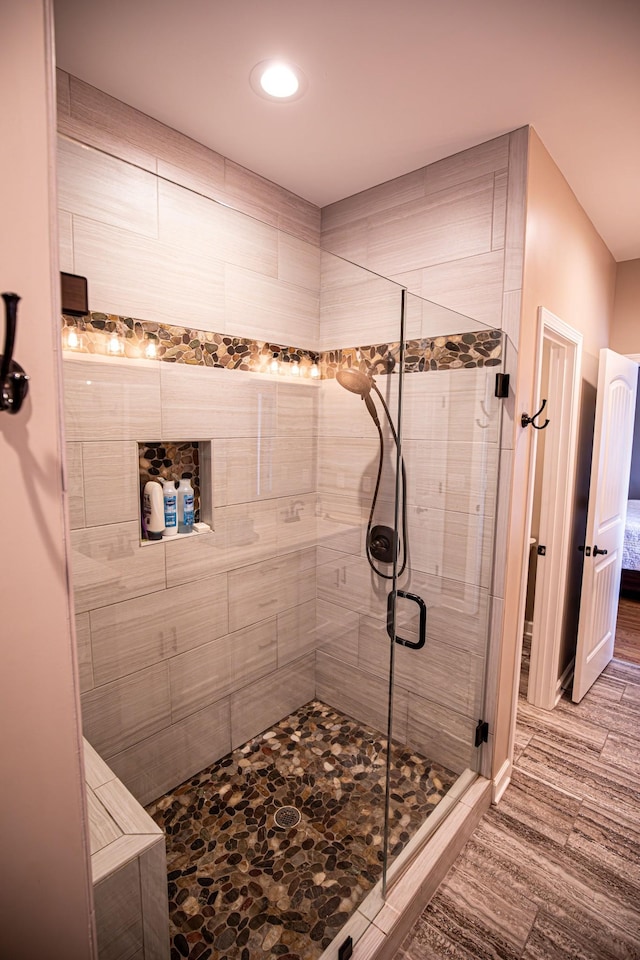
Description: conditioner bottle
xmin=162 ymin=479 xmax=178 ymax=537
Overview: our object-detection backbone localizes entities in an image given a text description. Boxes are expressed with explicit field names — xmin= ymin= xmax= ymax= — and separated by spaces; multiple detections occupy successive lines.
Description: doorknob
xmin=593 ymin=545 xmax=608 ymax=556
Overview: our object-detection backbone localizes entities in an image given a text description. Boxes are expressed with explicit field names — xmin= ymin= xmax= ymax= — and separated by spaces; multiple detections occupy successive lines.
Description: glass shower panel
xmin=383 ymin=289 xmax=503 ymax=881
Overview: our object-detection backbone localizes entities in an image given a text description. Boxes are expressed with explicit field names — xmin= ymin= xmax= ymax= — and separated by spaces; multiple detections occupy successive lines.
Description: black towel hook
xmin=521 ymin=398 xmax=550 ymax=430
xmin=0 ymin=292 xmax=30 ymax=415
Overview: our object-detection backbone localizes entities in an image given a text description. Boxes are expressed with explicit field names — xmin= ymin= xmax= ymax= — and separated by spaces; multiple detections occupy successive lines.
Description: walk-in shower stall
xmin=60 ymin=122 xmax=503 ymax=960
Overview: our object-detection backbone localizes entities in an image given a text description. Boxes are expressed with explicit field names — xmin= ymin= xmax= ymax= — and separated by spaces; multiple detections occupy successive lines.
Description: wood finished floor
xmin=615 ymin=597 xmax=640 ymax=666
xmin=395 ymin=610 xmax=640 ymax=960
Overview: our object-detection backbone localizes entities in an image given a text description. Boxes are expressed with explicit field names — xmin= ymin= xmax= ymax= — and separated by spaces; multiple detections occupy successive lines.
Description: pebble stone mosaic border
xmin=61 ymin=313 xmax=501 ymax=376
xmin=146 ymin=700 xmax=457 ymax=960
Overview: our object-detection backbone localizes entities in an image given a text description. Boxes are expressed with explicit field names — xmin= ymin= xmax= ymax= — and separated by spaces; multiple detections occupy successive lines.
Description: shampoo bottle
xmin=162 ymin=479 xmax=178 ymax=537
xmin=143 ymin=480 xmax=164 ymax=541
xmin=177 ymin=475 xmax=195 ymax=534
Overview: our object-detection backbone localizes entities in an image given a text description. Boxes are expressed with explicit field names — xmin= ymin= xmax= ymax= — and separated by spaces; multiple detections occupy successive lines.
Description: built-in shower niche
xmin=137 ymin=439 xmax=213 ymax=541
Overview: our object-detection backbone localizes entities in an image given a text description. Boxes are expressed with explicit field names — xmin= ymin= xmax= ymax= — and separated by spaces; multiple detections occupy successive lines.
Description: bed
xmin=621 ymin=499 xmax=640 ymax=599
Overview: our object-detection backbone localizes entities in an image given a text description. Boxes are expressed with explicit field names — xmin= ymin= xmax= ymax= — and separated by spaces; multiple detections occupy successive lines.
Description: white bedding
xmin=623 ymin=500 xmax=640 ymax=571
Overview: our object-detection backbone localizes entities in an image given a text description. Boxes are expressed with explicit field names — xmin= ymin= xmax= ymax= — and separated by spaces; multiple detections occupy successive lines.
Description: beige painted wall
xmin=493 ymin=128 xmax=616 ymax=773
xmin=611 ymin=258 xmax=640 ymax=354
xmin=0 ymin=1 xmax=94 ymax=954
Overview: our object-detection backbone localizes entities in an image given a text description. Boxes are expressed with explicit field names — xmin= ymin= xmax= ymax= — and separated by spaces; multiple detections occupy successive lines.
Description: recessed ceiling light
xmin=250 ymin=60 xmax=307 ymax=102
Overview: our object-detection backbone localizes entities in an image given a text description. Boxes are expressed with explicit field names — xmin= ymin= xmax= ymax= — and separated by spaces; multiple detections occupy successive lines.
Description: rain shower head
xmin=336 ymin=368 xmax=380 ymax=425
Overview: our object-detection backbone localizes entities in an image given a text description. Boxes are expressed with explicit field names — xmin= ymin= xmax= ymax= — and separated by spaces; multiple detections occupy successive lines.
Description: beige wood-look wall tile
xmin=87 ymin=788 xmax=123 ymax=855
xmin=501 ymin=288 xmax=523 ymax=353
xmin=406 ymin=504 xmax=494 ymax=588
xmin=503 ymin=126 xmax=529 ymax=294
xmin=230 ymin=655 xmax=315 ymax=749
xmin=491 ymin=446 xmax=514 ymax=602
xmin=499 ymin=332 xmax=518 ymax=448
xmin=277 ymin=232 xmax=321 ymax=291
xmin=71 ymin=521 xmax=166 ymax=614
xmin=139 ymin=840 xmax=171 ymax=960
xmin=315 ymin=599 xmax=359 ymax=665
xmin=56 ymin=68 xmax=70 ymax=116
xmin=276 ymin=381 xmax=319 ymax=440
xmin=359 ymin=616 xmax=484 ymax=718
xmin=63 ymin=358 xmax=161 ymax=442
xmin=318 ymin=378 xmax=382 ymax=440
xmin=76 ymin=612 xmax=94 ymax=693
xmin=482 ymin=595 xmax=505 ymax=736
xmin=215 ymin=437 xmax=316 ymax=506
xmin=165 ymin=501 xmax=278 ymax=587
xmin=319 ymin=218 xmax=369 ymax=268
xmin=108 ymin=698 xmax=231 ymax=806
xmin=399 ymin=367 xmax=501 ymax=444
xmin=160 ymin=364 xmax=277 ymax=440
xmin=227 ymin=549 xmax=316 ymax=633
xmin=90 ymin=575 xmax=229 ymax=685
xmin=158 ymin=179 xmax=278 ymax=279
xmin=399 ymin=569 xmax=490 ymax=657
xmin=277 ymin=599 xmax=316 ymax=667
xmin=366 ymin=175 xmax=495 ymax=277
xmin=321 ymin=168 xmax=425 ymax=233
xmin=66 ymin=442 xmax=85 ymax=529
xmin=276 ymin=494 xmax=318 ymax=556
xmin=225 ymin=263 xmax=320 ymax=348
xmin=170 ymin=619 xmax=278 ymax=722
xmin=81 ymin=662 xmax=171 ymax=759
xmin=316 ymin=651 xmax=407 ymax=742
xmin=94 ymin=777 xmax=162 ymax=837
xmin=72 ymin=216 xmax=225 ymax=332
xmin=64 ymin=76 xmax=159 ymax=171
xmin=492 ymin=171 xmax=508 ymax=250
xmin=59 ymin=210 xmax=74 ymax=272
xmin=406 ymin=693 xmax=476 ymax=773
xmin=403 ymin=439 xmax=498 ymax=518
xmin=58 ymin=137 xmax=158 ymax=238
xmin=316 ymin=494 xmax=365 ymax=556
xmin=318 ymin=436 xmax=385 ymax=508
xmin=419 ymin=250 xmax=505 ymax=329
xmin=82 ymin=441 xmax=139 ymax=527
xmin=320 ymin=268 xmax=408 ymax=350
xmin=423 ymin=135 xmax=509 ymax=199
xmin=84 ymin=737 xmax=116 ymax=791
xmin=224 ymin=159 xmax=321 ymax=246
xmin=155 ymin=137 xmax=225 ymax=206
xmin=316 ymin=549 xmax=388 ymax=621
xmin=91 ymin=834 xmax=159 ymax=887
xmin=94 ymin=858 xmax=143 ymax=960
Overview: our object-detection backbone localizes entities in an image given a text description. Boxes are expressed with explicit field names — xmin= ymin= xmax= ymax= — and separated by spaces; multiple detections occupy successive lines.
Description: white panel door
xmin=573 ymin=349 xmax=638 ymax=702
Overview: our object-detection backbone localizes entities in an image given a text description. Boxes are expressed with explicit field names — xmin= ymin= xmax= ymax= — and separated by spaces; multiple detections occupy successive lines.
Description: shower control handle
xmin=386 ymin=590 xmax=426 ymax=650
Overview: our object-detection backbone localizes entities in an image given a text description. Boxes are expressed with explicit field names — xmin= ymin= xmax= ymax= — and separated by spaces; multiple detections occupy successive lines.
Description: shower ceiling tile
xmin=63 ymin=358 xmax=161 ymax=442
xmin=90 ymin=575 xmax=229 ymax=685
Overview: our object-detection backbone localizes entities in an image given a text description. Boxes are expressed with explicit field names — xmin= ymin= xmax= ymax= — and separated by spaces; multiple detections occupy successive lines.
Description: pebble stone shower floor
xmin=147 ymin=700 xmax=458 ymax=960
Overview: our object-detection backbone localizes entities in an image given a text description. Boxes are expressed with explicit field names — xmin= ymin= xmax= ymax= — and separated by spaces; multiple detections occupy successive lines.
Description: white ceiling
xmin=54 ymin=0 xmax=640 ymax=261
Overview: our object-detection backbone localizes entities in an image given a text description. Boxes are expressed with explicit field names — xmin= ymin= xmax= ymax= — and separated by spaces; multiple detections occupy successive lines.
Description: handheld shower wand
xmin=335 ymin=368 xmax=408 ymax=579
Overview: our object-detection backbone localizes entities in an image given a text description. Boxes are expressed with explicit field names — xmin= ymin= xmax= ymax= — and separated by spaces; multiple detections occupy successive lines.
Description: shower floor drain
xmin=273 ymin=805 xmax=301 ymax=829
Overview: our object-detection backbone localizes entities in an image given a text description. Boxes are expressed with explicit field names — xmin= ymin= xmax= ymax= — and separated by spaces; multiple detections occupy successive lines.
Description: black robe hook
xmin=521 ymin=398 xmax=550 ymax=430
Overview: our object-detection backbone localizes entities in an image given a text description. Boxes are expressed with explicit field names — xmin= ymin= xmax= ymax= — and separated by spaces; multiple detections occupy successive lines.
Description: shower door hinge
xmin=475 ymin=719 xmax=489 ymax=747
xmin=338 ymin=936 xmax=353 ymax=960
xmin=494 ymin=373 xmax=510 ymax=398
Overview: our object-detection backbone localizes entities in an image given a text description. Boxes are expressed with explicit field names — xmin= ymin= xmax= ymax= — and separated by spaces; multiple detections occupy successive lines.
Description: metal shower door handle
xmin=386 ymin=590 xmax=427 ymax=650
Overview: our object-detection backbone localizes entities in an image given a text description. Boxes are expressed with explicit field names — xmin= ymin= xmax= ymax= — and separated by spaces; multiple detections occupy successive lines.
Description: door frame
xmin=526 ymin=310 xmax=583 ymax=708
